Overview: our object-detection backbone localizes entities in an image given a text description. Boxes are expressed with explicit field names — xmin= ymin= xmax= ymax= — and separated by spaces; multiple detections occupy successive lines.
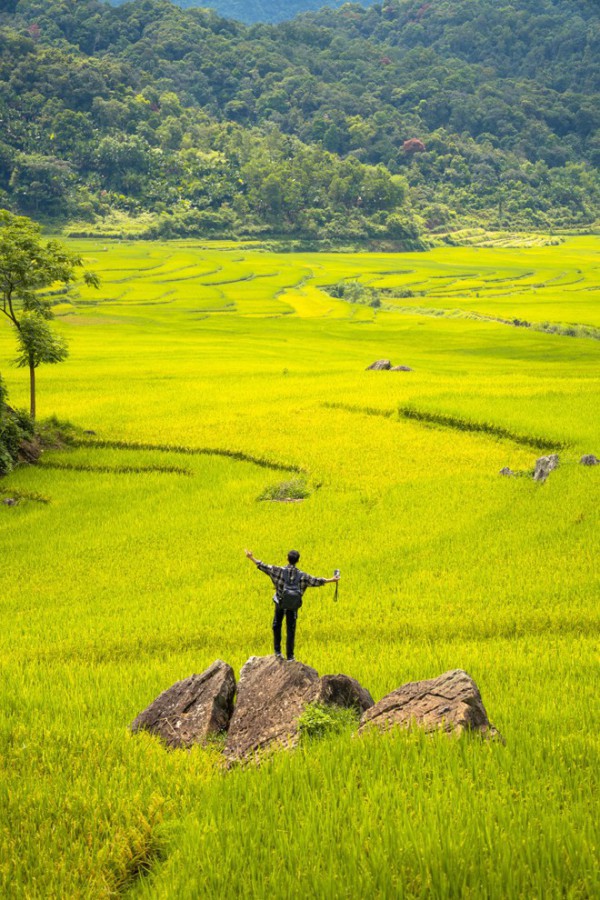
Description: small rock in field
xmin=533 ymin=454 xmax=559 ymax=482
xmin=83 ymin=430 xmax=97 ymax=436
xmin=580 ymin=454 xmax=599 ymax=466
xmin=359 ymin=669 xmax=501 ymax=740
xmin=2 ymin=498 xmax=18 ymax=507
xmin=499 ymin=467 xmax=514 ymax=476
xmin=366 ymin=359 xmax=392 ymax=370
xmin=17 ymin=438 xmax=42 ymax=464
xmin=130 ymin=659 xmax=236 ymax=749
xmin=390 ymin=365 xmax=413 ymax=372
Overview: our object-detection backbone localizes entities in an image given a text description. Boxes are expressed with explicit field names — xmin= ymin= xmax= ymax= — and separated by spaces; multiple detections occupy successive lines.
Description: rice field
xmin=0 ymin=236 xmax=598 ymax=898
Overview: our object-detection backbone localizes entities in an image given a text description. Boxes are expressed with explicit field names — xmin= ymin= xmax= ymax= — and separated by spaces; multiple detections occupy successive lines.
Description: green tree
xmin=0 ymin=210 xmax=99 ymax=420
xmin=9 ymin=154 xmax=75 ymax=218
xmin=13 ymin=312 xmax=69 ymax=422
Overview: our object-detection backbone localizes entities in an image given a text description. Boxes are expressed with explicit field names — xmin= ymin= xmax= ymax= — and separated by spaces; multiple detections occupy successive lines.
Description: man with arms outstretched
xmin=245 ymin=549 xmax=340 ymax=661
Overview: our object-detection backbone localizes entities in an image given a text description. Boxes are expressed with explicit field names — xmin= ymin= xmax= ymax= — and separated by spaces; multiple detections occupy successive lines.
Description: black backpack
xmin=280 ymin=566 xmax=303 ymax=610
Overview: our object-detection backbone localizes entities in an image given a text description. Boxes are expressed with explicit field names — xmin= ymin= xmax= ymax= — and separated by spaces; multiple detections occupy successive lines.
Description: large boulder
xmin=366 ymin=359 xmax=392 ymax=371
xmin=359 ymin=669 xmax=499 ymax=739
xmin=315 ymin=674 xmax=374 ymax=713
xmin=580 ymin=454 xmax=599 ymax=466
xmin=224 ymin=656 xmax=320 ymax=762
xmin=130 ymin=659 xmax=236 ymax=749
xmin=533 ymin=454 xmax=559 ymax=482
xmin=224 ymin=658 xmax=374 ymax=762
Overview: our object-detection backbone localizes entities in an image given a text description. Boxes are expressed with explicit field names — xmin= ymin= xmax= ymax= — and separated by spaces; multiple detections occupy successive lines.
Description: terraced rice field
xmin=0 ymin=237 xmax=598 ymax=898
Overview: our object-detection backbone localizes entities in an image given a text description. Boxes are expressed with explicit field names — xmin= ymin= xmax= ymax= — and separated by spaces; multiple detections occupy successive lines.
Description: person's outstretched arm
xmin=300 ymin=571 xmax=340 ymax=588
xmin=245 ymin=550 xmax=279 ymax=576
xmin=245 ymin=549 xmax=262 ymax=567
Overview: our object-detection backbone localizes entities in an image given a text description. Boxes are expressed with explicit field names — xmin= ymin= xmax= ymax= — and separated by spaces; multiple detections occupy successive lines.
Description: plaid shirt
xmin=256 ymin=562 xmax=326 ymax=603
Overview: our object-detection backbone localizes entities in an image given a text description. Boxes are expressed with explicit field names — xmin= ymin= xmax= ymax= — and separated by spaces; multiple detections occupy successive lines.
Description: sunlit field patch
xmin=0 ymin=238 xmax=598 ymax=898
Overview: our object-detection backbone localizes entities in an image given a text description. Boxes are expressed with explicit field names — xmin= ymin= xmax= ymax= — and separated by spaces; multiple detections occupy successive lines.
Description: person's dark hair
xmin=287 ymin=550 xmax=300 ymax=565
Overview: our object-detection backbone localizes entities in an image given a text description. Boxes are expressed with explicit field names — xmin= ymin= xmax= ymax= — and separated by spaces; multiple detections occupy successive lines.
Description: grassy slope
xmin=0 ymin=238 xmax=598 ymax=897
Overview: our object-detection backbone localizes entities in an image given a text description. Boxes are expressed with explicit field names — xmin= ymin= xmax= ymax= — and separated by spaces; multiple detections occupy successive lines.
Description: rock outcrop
xmin=130 ymin=659 xmax=236 ymax=749
xmin=359 ymin=669 xmax=500 ymax=739
xmin=533 ymin=454 xmax=559 ymax=482
xmin=499 ymin=467 xmax=514 ymax=476
xmin=390 ymin=365 xmax=413 ymax=372
xmin=132 ymin=659 xmax=499 ymax=759
xmin=366 ymin=359 xmax=392 ymax=370
xmin=580 ymin=454 xmax=599 ymax=466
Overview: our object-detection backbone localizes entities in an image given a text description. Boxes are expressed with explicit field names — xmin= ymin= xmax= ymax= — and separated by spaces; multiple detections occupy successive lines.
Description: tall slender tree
xmin=0 ymin=211 xmax=98 ymax=420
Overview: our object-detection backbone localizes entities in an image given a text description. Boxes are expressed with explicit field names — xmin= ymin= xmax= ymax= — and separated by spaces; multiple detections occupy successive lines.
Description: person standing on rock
xmin=245 ymin=549 xmax=340 ymax=661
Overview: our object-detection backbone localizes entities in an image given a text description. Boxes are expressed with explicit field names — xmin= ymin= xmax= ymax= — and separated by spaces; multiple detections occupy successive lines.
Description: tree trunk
xmin=29 ymin=362 xmax=36 ymax=421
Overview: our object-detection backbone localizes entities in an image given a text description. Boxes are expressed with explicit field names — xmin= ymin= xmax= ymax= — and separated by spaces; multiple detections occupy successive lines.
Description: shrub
xmin=325 ymin=281 xmax=382 ymax=306
xmin=297 ymin=703 xmax=359 ymax=742
xmin=0 ymin=377 xmax=34 ymax=476
xmin=257 ymin=477 xmax=310 ymax=502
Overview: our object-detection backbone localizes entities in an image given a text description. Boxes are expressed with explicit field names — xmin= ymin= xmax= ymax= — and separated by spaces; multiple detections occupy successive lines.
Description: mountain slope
xmin=0 ymin=0 xmax=598 ymax=237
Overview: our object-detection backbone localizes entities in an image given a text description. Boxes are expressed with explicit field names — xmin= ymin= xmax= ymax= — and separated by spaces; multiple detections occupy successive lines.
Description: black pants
xmin=272 ymin=605 xmax=298 ymax=659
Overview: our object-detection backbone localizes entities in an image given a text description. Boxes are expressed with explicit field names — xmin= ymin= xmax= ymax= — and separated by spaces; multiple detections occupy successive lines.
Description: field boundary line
xmin=398 ymin=406 xmax=566 ymax=450
xmin=70 ymin=439 xmax=306 ymax=473
xmin=382 ymin=304 xmax=600 ymax=341
xmin=38 ymin=461 xmax=194 ymax=476
xmin=322 ymin=402 xmax=565 ymax=451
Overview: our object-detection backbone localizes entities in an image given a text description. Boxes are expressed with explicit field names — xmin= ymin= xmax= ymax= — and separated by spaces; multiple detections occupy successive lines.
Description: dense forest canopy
xmin=106 ymin=0 xmax=374 ymax=25
xmin=0 ymin=0 xmax=598 ymax=241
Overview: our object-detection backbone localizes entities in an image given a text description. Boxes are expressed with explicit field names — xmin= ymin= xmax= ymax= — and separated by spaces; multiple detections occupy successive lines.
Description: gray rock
xmin=580 ymin=454 xmax=599 ymax=466
xmin=366 ymin=359 xmax=392 ymax=370
xmin=499 ymin=467 xmax=514 ymax=476
xmin=315 ymin=674 xmax=374 ymax=712
xmin=390 ymin=365 xmax=413 ymax=372
xmin=359 ymin=669 xmax=501 ymax=740
xmin=533 ymin=454 xmax=559 ymax=482
xmin=2 ymin=498 xmax=18 ymax=507
xmin=130 ymin=659 xmax=236 ymax=749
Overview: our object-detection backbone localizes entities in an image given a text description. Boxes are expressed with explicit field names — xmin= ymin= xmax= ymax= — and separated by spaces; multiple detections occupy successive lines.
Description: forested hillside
xmin=0 ymin=0 xmax=598 ymax=241
xmin=107 ymin=0 xmax=373 ymax=25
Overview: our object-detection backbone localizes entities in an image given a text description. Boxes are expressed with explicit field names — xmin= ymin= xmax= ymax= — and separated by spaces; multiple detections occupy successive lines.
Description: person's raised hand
xmin=245 ymin=549 xmax=254 ymax=559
